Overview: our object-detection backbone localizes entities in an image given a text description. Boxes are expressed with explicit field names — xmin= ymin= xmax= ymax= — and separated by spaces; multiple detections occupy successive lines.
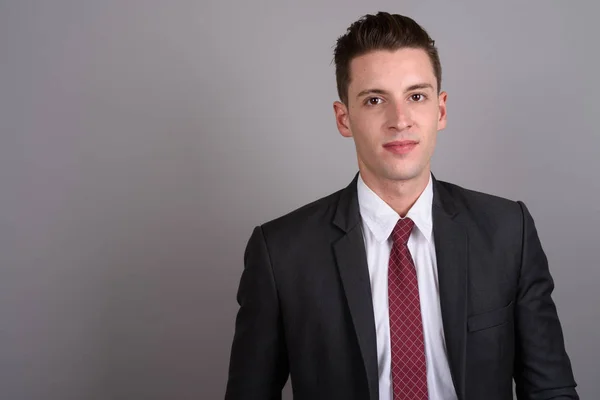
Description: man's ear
xmin=437 ymin=91 xmax=448 ymax=131
xmin=333 ymin=101 xmax=352 ymax=138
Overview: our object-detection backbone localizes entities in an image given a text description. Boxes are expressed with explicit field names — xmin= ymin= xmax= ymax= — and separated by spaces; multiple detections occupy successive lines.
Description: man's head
xmin=333 ymin=12 xmax=447 ymax=188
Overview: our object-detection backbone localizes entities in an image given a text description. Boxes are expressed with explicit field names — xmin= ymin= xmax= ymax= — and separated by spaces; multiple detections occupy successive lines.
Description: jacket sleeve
xmin=513 ymin=201 xmax=578 ymax=399
xmin=225 ymin=226 xmax=289 ymax=400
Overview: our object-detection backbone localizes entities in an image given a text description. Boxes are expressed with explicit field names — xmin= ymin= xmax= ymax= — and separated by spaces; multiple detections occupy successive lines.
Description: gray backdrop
xmin=1 ymin=1 xmax=598 ymax=399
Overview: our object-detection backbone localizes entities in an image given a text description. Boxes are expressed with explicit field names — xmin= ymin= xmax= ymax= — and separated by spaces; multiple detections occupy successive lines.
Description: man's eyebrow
xmin=356 ymin=88 xmax=389 ymax=99
xmin=405 ymin=83 xmax=435 ymax=92
xmin=356 ymin=83 xmax=435 ymax=99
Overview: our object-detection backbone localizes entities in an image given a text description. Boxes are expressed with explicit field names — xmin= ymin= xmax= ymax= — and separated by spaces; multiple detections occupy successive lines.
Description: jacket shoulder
xmin=437 ymin=179 xmax=518 ymax=208
xmin=436 ymin=179 xmax=524 ymax=228
xmin=259 ymin=188 xmax=343 ymax=237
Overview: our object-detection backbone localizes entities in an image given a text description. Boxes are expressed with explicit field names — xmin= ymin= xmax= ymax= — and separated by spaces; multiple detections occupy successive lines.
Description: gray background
xmin=1 ymin=1 xmax=598 ymax=399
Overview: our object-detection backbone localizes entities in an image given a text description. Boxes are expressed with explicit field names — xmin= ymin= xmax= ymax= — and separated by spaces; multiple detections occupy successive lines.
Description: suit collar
xmin=432 ymin=173 xmax=459 ymax=218
xmin=333 ymin=172 xmax=361 ymax=233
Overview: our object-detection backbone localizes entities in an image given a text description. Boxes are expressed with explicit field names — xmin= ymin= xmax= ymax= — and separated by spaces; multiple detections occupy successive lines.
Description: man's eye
xmin=410 ymin=93 xmax=426 ymax=102
xmin=367 ymin=97 xmax=383 ymax=105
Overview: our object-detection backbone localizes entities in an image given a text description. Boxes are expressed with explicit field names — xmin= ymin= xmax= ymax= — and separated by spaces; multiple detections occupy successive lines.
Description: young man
xmin=225 ymin=12 xmax=578 ymax=400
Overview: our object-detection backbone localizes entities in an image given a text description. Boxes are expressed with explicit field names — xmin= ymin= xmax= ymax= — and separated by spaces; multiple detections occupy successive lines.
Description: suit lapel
xmin=332 ymin=175 xmax=379 ymax=400
xmin=432 ymin=177 xmax=468 ymax=400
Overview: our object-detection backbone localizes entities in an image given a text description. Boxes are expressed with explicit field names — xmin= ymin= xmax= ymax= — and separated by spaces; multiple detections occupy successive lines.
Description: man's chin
xmin=382 ymin=168 xmax=423 ymax=183
xmin=359 ymin=162 xmax=427 ymax=184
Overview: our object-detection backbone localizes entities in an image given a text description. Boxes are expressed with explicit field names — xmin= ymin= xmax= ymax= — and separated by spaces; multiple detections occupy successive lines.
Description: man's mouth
xmin=383 ymin=140 xmax=419 ymax=155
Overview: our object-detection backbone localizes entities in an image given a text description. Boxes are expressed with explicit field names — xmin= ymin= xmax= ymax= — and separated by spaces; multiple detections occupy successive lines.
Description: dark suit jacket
xmin=225 ymin=174 xmax=578 ymax=400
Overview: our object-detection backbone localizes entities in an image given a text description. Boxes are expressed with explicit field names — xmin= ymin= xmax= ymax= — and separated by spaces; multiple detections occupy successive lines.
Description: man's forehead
xmin=348 ymin=48 xmax=436 ymax=90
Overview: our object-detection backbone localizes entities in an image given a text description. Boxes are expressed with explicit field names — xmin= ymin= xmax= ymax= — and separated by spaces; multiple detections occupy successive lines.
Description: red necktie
xmin=388 ymin=218 xmax=428 ymax=399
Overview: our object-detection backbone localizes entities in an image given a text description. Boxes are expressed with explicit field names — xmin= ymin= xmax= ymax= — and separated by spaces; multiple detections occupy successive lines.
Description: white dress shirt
xmin=357 ymin=173 xmax=458 ymax=400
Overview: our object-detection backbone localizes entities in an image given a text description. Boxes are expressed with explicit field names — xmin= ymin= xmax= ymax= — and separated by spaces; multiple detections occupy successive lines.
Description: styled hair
xmin=334 ymin=12 xmax=442 ymax=104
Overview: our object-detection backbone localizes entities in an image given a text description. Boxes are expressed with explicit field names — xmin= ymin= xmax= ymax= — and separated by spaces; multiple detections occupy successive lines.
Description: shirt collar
xmin=357 ymin=173 xmax=434 ymax=244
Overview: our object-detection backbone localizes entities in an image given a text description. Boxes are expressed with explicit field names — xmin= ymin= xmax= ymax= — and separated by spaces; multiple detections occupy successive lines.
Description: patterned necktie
xmin=388 ymin=217 xmax=428 ymax=399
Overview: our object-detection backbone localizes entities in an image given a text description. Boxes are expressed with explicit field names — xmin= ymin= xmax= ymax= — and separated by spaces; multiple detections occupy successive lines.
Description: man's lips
xmin=383 ymin=140 xmax=418 ymax=155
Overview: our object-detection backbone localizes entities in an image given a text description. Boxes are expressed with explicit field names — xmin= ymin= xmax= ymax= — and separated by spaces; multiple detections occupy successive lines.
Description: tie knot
xmin=391 ymin=217 xmax=414 ymax=246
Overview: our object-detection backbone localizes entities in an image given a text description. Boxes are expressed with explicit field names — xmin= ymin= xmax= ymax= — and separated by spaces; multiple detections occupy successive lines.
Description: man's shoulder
xmin=259 ymin=187 xmax=345 ymax=236
xmin=436 ymin=178 xmax=524 ymax=226
xmin=437 ymin=179 xmax=519 ymax=208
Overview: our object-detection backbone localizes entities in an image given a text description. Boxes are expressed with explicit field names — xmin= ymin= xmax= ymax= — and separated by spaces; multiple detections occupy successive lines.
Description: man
xmin=225 ymin=12 xmax=578 ymax=400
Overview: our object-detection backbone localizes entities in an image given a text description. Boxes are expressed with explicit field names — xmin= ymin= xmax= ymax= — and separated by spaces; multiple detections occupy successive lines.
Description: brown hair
xmin=334 ymin=12 xmax=442 ymax=105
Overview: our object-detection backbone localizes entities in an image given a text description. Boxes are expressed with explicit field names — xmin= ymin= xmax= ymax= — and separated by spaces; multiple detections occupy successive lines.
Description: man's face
xmin=334 ymin=48 xmax=447 ymax=185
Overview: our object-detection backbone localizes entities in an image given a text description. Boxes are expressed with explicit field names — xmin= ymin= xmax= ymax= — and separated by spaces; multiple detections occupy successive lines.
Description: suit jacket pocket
xmin=468 ymin=301 xmax=514 ymax=332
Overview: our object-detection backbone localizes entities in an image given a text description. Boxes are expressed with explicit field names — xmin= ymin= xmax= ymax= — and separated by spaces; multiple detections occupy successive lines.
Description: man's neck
xmin=359 ymin=169 xmax=431 ymax=218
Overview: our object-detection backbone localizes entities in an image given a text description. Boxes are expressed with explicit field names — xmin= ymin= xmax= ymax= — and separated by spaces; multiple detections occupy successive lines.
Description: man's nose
xmin=387 ymin=102 xmax=412 ymax=131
